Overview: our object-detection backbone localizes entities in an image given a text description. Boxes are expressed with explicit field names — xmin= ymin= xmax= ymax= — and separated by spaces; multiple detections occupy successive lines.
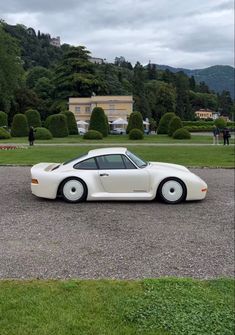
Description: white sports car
xmin=31 ymin=147 xmax=207 ymax=204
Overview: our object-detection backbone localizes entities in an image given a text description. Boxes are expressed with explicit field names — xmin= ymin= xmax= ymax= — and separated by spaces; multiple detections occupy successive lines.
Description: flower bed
xmin=0 ymin=145 xmax=27 ymax=150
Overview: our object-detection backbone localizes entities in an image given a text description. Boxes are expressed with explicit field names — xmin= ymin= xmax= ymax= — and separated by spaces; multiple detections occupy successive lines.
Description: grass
xmin=1 ymin=134 xmax=234 ymax=144
xmin=0 ymin=145 xmax=234 ymax=167
xmin=0 ymin=278 xmax=234 ymax=335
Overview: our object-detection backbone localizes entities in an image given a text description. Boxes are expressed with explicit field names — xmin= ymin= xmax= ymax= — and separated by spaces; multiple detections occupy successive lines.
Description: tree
xmin=0 ymin=25 xmax=23 ymax=113
xmin=54 ymin=46 xmax=101 ymax=100
xmin=168 ymin=116 xmax=183 ymax=136
xmin=217 ymin=90 xmax=233 ymax=118
xmin=89 ymin=107 xmax=108 ymax=137
xmin=133 ymin=62 xmax=151 ymax=118
xmin=0 ymin=111 xmax=8 ymax=127
xmin=25 ymin=109 xmax=41 ymax=127
xmin=126 ymin=112 xmax=144 ymax=134
xmin=61 ymin=111 xmax=78 ymax=135
xmin=157 ymin=112 xmax=176 ymax=134
xmin=175 ymin=72 xmax=193 ymax=120
xmin=46 ymin=114 xmax=69 ymax=137
xmin=26 ymin=66 xmax=52 ymax=89
xmin=11 ymin=113 xmax=29 ymax=137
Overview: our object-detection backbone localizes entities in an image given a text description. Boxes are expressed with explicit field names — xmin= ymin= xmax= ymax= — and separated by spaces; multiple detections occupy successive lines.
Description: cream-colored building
xmin=69 ymin=95 xmax=133 ymax=123
xmin=195 ymin=109 xmax=213 ymax=119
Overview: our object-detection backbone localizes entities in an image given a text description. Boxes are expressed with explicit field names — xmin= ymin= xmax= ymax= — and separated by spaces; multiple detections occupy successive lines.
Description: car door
xmin=97 ymin=154 xmax=150 ymax=193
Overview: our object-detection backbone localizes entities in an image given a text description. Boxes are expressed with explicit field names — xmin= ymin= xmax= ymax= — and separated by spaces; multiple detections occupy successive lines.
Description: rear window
xmin=63 ymin=153 xmax=88 ymax=165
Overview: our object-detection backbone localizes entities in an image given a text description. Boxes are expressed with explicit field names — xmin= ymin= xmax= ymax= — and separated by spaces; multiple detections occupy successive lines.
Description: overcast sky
xmin=1 ymin=0 xmax=234 ymax=69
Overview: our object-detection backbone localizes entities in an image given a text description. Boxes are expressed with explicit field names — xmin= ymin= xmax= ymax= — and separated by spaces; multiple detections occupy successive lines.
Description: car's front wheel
xmin=61 ymin=178 xmax=87 ymax=203
xmin=157 ymin=177 xmax=186 ymax=204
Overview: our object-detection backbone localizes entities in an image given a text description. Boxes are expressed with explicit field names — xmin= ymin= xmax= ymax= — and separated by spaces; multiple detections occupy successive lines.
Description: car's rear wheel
xmin=61 ymin=178 xmax=87 ymax=203
xmin=158 ymin=177 xmax=186 ymax=204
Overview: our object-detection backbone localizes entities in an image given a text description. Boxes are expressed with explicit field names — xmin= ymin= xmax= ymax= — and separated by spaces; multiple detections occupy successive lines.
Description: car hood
xmin=148 ymin=162 xmax=190 ymax=172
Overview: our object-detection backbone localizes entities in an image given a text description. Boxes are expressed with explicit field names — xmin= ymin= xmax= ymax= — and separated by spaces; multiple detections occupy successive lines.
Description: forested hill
xmin=156 ymin=65 xmax=235 ymax=99
xmin=0 ymin=21 xmax=234 ymax=123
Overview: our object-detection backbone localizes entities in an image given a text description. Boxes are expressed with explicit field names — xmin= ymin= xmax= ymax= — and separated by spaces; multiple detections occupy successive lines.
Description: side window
xmin=122 ymin=155 xmax=136 ymax=169
xmin=97 ymin=155 xmax=125 ymax=169
xmin=74 ymin=158 xmax=97 ymax=170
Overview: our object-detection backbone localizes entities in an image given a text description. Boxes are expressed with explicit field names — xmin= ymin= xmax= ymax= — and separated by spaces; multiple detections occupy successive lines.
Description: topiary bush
xmin=11 ymin=114 xmax=29 ymax=137
xmin=129 ymin=128 xmax=144 ymax=140
xmin=61 ymin=111 xmax=78 ymax=135
xmin=126 ymin=112 xmax=144 ymax=134
xmin=34 ymin=127 xmax=53 ymax=140
xmin=25 ymin=109 xmax=41 ymax=128
xmin=214 ymin=117 xmax=226 ymax=129
xmin=173 ymin=128 xmax=191 ymax=139
xmin=157 ymin=113 xmax=176 ymax=134
xmin=168 ymin=116 xmax=183 ymax=136
xmin=89 ymin=107 xmax=108 ymax=137
xmin=83 ymin=130 xmax=103 ymax=140
xmin=0 ymin=111 xmax=8 ymax=127
xmin=0 ymin=127 xmax=11 ymax=139
xmin=47 ymin=114 xmax=69 ymax=137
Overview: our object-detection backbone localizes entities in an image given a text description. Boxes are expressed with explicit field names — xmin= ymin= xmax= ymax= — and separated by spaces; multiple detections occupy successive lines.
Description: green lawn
xmin=0 ymin=145 xmax=234 ymax=167
xmin=1 ymin=133 xmax=234 ymax=144
xmin=0 ymin=278 xmax=234 ymax=335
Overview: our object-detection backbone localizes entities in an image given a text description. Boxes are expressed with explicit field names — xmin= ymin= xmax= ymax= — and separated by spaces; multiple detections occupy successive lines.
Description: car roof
xmin=87 ymin=147 xmax=127 ymax=157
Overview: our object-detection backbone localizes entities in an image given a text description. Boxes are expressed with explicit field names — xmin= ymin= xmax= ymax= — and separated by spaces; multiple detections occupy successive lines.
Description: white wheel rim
xmin=63 ymin=180 xmax=84 ymax=201
xmin=161 ymin=180 xmax=183 ymax=202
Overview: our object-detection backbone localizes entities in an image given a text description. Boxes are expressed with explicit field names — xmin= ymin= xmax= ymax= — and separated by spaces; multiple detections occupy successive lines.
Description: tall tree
xmin=0 ymin=25 xmax=23 ymax=112
xmin=54 ymin=46 xmax=101 ymax=100
xmin=175 ymin=72 xmax=193 ymax=120
xmin=133 ymin=62 xmax=151 ymax=119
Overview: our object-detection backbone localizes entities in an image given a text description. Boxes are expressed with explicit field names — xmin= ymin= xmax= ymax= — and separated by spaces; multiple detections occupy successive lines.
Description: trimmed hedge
xmin=168 ymin=116 xmax=182 ymax=136
xmin=173 ymin=128 xmax=191 ymax=139
xmin=83 ymin=130 xmax=103 ymax=140
xmin=0 ymin=111 xmax=8 ymax=127
xmin=46 ymin=114 xmax=69 ymax=137
xmin=25 ymin=109 xmax=41 ymax=128
xmin=0 ymin=127 xmax=11 ymax=139
xmin=129 ymin=128 xmax=144 ymax=140
xmin=126 ymin=112 xmax=144 ymax=134
xmin=35 ymin=127 xmax=53 ymax=140
xmin=61 ymin=111 xmax=78 ymax=135
xmin=157 ymin=113 xmax=176 ymax=134
xmin=11 ymin=114 xmax=29 ymax=137
xmin=89 ymin=107 xmax=108 ymax=137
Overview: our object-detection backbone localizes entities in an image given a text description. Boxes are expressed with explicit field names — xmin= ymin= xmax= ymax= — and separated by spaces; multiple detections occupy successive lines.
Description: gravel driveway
xmin=0 ymin=167 xmax=234 ymax=279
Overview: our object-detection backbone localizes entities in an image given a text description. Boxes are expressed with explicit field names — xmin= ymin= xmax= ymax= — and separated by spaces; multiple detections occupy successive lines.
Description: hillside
xmin=156 ymin=64 xmax=235 ymax=98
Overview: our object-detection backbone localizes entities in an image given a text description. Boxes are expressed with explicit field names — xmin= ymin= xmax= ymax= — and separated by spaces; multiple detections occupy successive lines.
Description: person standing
xmin=212 ymin=125 xmax=220 ymax=145
xmin=28 ymin=126 xmax=36 ymax=146
xmin=222 ymin=127 xmax=230 ymax=146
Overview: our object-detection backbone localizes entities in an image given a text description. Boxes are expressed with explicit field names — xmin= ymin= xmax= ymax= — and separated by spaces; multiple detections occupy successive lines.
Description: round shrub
xmin=173 ymin=128 xmax=191 ymax=139
xmin=89 ymin=107 xmax=108 ymax=137
xmin=47 ymin=114 xmax=69 ymax=137
xmin=129 ymin=128 xmax=144 ymax=140
xmin=0 ymin=111 xmax=8 ymax=127
xmin=83 ymin=130 xmax=103 ymax=140
xmin=126 ymin=112 xmax=144 ymax=134
xmin=61 ymin=111 xmax=78 ymax=135
xmin=11 ymin=114 xmax=29 ymax=137
xmin=168 ymin=116 xmax=183 ymax=136
xmin=34 ymin=127 xmax=53 ymax=140
xmin=214 ymin=117 xmax=226 ymax=129
xmin=25 ymin=109 xmax=41 ymax=128
xmin=157 ymin=113 xmax=176 ymax=134
xmin=0 ymin=127 xmax=11 ymax=139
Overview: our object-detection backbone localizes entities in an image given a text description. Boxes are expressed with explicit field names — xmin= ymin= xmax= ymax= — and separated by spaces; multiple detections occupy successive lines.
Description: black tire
xmin=157 ymin=177 xmax=187 ymax=204
xmin=60 ymin=178 xmax=87 ymax=203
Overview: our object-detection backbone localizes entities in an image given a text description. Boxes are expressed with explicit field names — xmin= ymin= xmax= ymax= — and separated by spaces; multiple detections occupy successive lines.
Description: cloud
xmin=0 ymin=0 xmax=234 ymax=68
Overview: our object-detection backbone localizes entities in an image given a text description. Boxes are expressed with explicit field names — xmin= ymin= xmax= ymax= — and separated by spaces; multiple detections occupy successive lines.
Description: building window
xmin=85 ymin=107 xmax=90 ymax=113
xmin=75 ymin=106 xmax=80 ymax=113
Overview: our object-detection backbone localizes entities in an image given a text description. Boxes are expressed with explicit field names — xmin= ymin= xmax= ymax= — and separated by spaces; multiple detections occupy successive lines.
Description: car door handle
xmin=100 ymin=173 xmax=109 ymax=177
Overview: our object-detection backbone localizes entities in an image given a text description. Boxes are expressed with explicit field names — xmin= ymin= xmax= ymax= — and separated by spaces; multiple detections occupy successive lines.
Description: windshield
xmin=126 ymin=150 xmax=148 ymax=168
xmin=63 ymin=153 xmax=88 ymax=165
